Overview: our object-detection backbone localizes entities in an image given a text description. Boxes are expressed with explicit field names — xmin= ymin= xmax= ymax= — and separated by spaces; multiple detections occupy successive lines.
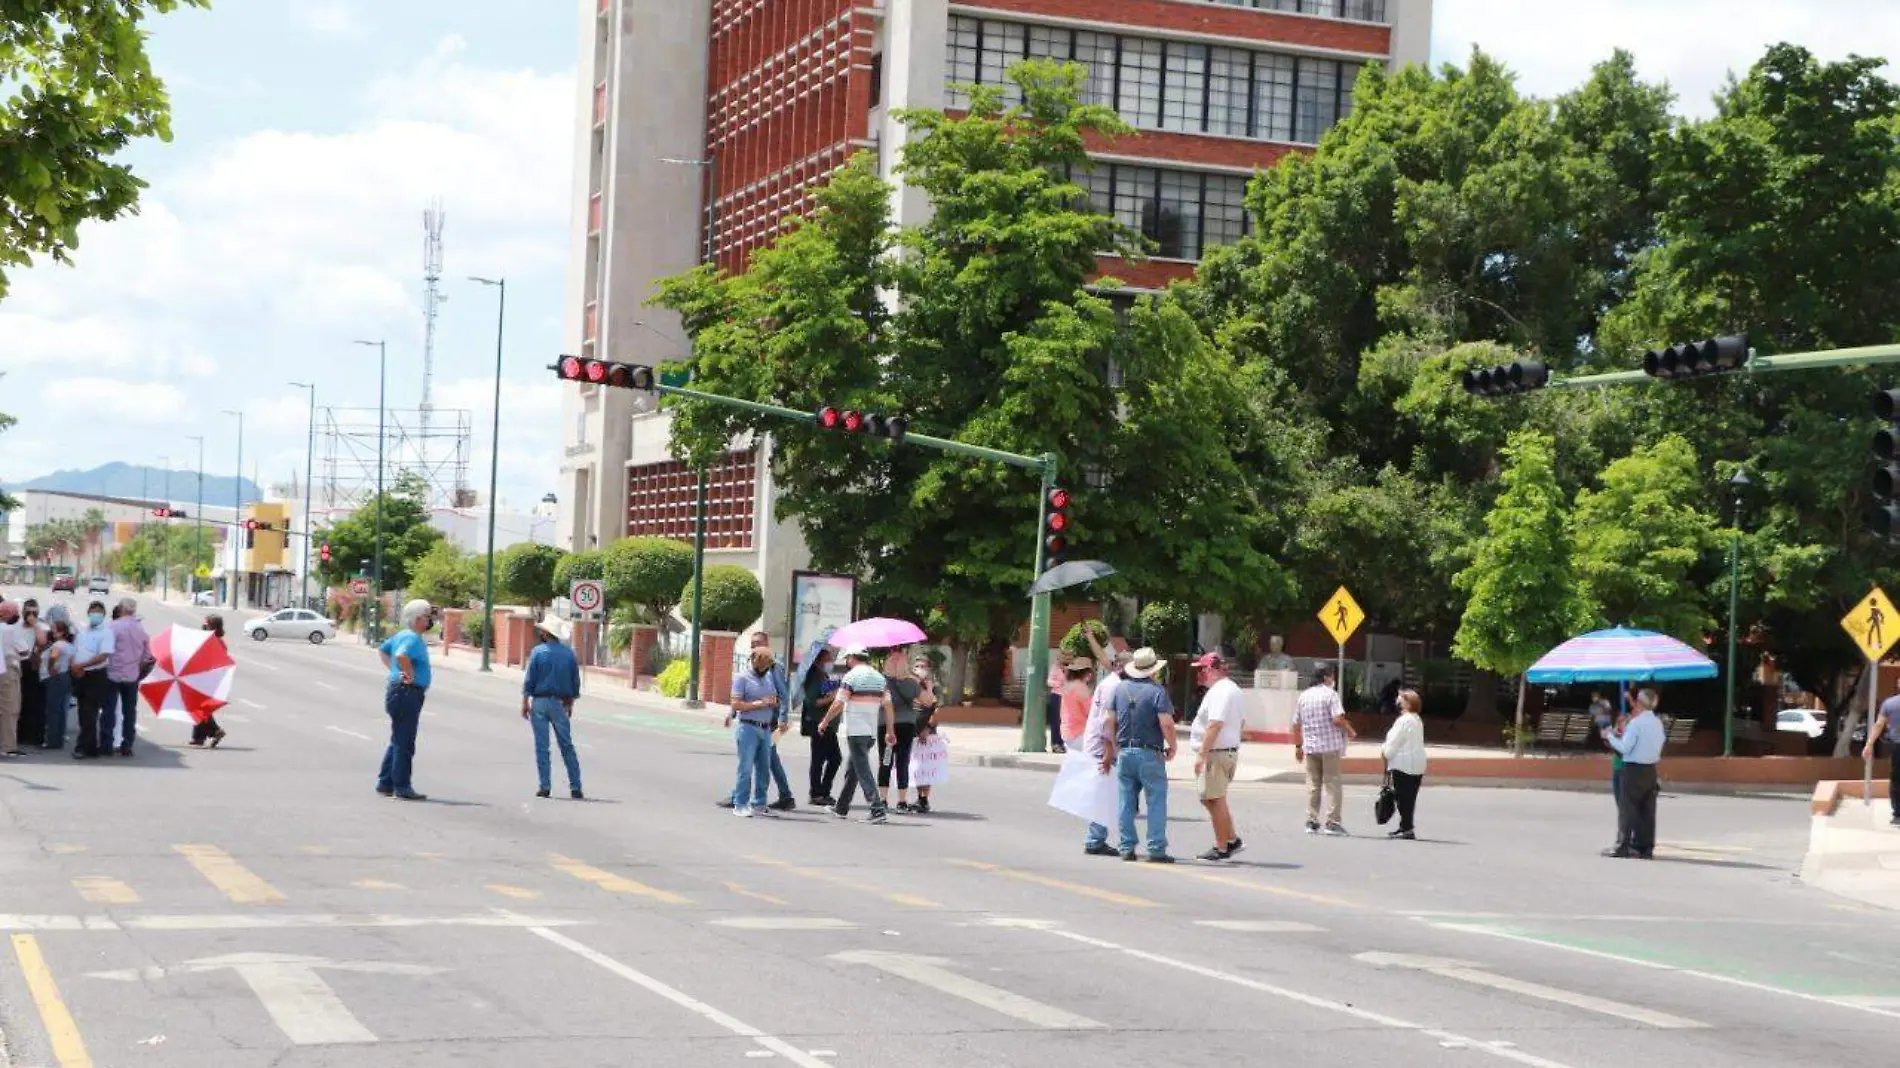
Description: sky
xmin=1 ymin=0 xmax=1896 ymax=513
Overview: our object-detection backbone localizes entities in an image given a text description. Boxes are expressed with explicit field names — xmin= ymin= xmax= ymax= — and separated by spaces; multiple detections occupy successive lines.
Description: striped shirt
xmin=1295 ymin=684 xmax=1350 ymax=754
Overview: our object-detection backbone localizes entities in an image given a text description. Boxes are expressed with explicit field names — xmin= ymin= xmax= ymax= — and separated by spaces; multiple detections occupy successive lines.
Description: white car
xmin=246 ymin=608 xmax=338 ymax=644
xmin=1775 ymin=708 xmax=1825 ymax=739
xmin=192 ymin=591 xmax=218 ymax=606
xmin=87 ymin=576 xmax=110 ymax=595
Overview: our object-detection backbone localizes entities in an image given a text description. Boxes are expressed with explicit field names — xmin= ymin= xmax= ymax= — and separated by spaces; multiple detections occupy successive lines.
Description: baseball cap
xmin=1192 ymin=651 xmax=1227 ymax=670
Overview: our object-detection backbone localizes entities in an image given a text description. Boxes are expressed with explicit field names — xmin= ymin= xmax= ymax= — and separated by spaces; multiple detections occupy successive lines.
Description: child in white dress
xmin=909 ymin=711 xmax=949 ymax=813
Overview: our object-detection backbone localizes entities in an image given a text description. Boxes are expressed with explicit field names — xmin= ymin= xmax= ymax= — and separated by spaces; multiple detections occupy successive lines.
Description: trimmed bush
xmin=656 ymin=659 xmax=690 ymax=698
xmin=603 ymin=537 xmax=694 ymax=623
xmin=1135 ymin=601 xmax=1193 ymax=655
xmin=679 ymin=564 xmax=764 ymax=633
xmin=1059 ymin=619 xmax=1109 ymax=657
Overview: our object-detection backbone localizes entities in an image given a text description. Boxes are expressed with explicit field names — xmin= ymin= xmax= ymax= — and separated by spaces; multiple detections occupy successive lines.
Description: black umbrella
xmin=1029 ymin=560 xmax=1117 ymax=596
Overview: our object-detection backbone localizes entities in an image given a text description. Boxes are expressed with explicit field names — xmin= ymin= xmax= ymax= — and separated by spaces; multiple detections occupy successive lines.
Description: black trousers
xmin=1889 ymin=749 xmax=1898 ymax=821
xmin=1046 ymin=691 xmax=1063 ymax=748
xmin=808 ymin=726 xmax=842 ymax=799
xmin=1390 ymin=770 xmax=1423 ymax=832
xmin=74 ymin=673 xmax=111 ymax=756
xmin=16 ymin=664 xmax=44 ymax=748
xmin=878 ymin=721 xmax=917 ymax=790
xmin=191 ymin=715 xmax=223 ymax=744
xmin=1617 ymin=762 xmax=1660 ymax=855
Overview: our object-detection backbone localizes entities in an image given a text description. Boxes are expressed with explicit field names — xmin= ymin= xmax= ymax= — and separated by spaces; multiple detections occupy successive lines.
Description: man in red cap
xmin=1190 ymin=651 xmax=1246 ymax=860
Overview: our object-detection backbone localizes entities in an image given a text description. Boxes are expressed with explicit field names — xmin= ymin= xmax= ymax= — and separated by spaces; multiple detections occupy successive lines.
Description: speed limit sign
xmin=569 ymin=579 xmax=605 ymax=617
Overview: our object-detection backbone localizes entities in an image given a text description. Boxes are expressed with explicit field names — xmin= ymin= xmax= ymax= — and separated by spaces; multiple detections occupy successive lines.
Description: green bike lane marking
xmin=1438 ymin=921 xmax=1900 ymax=1001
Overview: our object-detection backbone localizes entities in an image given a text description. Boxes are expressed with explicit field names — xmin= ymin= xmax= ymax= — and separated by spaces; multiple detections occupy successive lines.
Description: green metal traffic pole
xmin=1018 ymin=455 xmax=1058 ymax=753
xmin=684 ymin=470 xmax=709 ymax=709
xmin=1723 ymin=469 xmax=1749 ymax=757
xmin=1546 ymin=342 xmax=1900 ymax=391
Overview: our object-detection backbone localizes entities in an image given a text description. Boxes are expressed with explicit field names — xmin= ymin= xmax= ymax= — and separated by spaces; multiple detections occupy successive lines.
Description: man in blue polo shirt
xmin=1865 ymin=683 xmax=1900 ymax=828
xmin=1101 ymin=647 xmax=1178 ymax=863
xmin=522 ymin=616 xmax=583 ymax=800
xmin=728 ymin=644 xmax=781 ymax=818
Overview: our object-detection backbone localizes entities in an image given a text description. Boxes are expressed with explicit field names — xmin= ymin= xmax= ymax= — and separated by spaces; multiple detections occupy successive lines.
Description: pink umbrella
xmin=140 ymin=624 xmax=236 ymax=725
xmin=825 ymin=617 xmax=927 ymax=650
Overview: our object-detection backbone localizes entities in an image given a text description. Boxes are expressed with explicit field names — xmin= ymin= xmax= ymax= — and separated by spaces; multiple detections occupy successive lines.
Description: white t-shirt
xmin=839 ymin=665 xmax=886 ymax=738
xmin=1191 ymin=677 xmax=1245 ymax=752
xmin=1082 ymin=672 xmax=1123 ymax=758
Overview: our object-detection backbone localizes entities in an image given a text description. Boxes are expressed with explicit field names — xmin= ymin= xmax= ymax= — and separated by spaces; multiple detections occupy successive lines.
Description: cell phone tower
xmin=420 ymin=200 xmax=446 ymax=440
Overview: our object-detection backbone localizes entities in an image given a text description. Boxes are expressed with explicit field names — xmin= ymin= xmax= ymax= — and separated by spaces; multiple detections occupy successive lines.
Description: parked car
xmin=1775 ymin=708 xmax=1825 ymax=739
xmin=192 ymin=590 xmax=218 ymax=606
xmin=50 ymin=575 xmax=75 ymax=593
xmin=246 ymin=608 xmax=337 ymax=644
xmin=87 ymin=576 xmax=110 ymax=595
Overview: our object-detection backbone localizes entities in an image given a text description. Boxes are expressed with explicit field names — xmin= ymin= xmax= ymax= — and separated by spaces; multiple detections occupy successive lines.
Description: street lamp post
xmin=469 ymin=277 xmax=507 ymax=672
xmin=289 ymin=382 xmax=318 ymax=610
xmin=353 ymin=340 xmax=388 ymax=642
xmin=222 ymin=410 xmax=244 ymax=609
xmin=660 ymin=153 xmax=719 ymax=708
xmin=158 ymin=456 xmax=170 ymax=598
xmin=1724 ymin=467 xmax=1751 ymax=758
xmin=188 ymin=435 xmax=205 ymax=596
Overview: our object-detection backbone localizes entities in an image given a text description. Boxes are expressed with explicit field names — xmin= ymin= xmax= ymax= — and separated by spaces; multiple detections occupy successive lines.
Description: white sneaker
xmin=734 ymin=805 xmax=754 ymax=818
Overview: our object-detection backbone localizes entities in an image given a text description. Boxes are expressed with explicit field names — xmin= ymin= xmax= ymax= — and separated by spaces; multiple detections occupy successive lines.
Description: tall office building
xmin=558 ymin=0 xmax=1434 ymax=634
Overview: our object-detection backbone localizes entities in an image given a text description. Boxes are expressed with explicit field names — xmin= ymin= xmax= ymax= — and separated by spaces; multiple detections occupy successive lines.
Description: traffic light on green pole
xmin=1872 ymin=388 xmax=1900 ymax=538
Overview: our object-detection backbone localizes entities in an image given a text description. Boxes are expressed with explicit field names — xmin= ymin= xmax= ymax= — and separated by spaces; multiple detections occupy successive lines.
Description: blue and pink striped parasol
xmin=1524 ymin=626 xmax=1717 ymax=685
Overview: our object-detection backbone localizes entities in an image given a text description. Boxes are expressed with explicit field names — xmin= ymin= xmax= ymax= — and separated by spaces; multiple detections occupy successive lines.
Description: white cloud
xmin=294 ymin=0 xmax=359 ymax=37
xmin=1434 ymin=0 xmax=1900 ymax=114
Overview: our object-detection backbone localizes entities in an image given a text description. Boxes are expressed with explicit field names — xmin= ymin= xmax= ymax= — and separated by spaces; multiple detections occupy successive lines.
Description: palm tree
xmin=79 ymin=509 xmax=107 ymax=574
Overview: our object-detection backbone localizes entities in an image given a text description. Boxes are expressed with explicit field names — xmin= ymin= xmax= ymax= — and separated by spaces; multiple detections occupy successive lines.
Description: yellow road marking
xmin=352 ymin=879 xmax=406 ymax=891
xmin=1133 ymin=865 xmax=1363 ymax=909
xmin=45 ymin=844 xmax=87 ymax=855
xmin=173 ymin=845 xmax=286 ymax=905
xmin=724 ymin=881 xmax=790 ymax=906
xmin=485 ymin=883 xmax=543 ymax=900
xmin=948 ymin=859 xmax=1161 ymax=908
xmin=12 ymin=934 xmax=92 ymax=1067
xmin=747 ymin=855 xmax=939 ymax=908
xmin=71 ymin=876 xmax=139 ymax=905
xmin=549 ymin=855 xmax=691 ymax=904
xmin=414 ymin=852 xmax=447 ymax=861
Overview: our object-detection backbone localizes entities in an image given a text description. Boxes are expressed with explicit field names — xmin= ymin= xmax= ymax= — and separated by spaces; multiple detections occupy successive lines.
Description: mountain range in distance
xmin=12 ymin=462 xmax=262 ymax=505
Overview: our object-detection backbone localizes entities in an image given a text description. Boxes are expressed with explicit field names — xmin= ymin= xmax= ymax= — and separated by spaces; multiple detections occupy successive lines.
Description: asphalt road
xmin=0 ymin=584 xmax=1896 ymax=1068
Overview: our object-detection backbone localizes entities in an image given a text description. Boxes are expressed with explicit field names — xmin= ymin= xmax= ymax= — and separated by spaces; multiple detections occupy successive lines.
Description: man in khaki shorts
xmin=1190 ymin=652 xmax=1246 ymax=861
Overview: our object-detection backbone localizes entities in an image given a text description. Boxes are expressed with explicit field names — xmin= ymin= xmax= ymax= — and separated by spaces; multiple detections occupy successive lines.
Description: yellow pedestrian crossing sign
xmin=1319 ymin=586 xmax=1365 ymax=646
xmin=1841 ymin=586 xmax=1900 ymax=662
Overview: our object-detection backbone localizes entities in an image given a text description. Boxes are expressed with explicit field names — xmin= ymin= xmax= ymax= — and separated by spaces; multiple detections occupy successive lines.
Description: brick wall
xmin=700 ymin=631 xmax=740 ymax=706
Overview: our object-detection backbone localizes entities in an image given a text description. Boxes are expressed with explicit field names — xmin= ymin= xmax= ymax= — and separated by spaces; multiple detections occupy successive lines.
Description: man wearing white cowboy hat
xmin=523 ymin=616 xmax=584 ymax=800
xmin=1100 ymin=647 xmax=1178 ymax=863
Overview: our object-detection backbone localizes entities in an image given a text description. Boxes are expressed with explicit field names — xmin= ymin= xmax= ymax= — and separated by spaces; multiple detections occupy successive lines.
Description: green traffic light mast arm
xmin=1546 ymin=342 xmax=1900 ymax=390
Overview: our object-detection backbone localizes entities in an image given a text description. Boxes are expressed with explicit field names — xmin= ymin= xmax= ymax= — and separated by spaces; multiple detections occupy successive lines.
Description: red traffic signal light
xmin=319 ymin=542 xmax=332 ymax=563
xmin=842 ymin=409 xmax=865 ymax=433
xmin=816 ymin=406 xmax=842 ymax=429
xmin=1042 ymin=486 xmax=1070 ymax=571
xmin=554 ymin=356 xmax=656 ymax=391
xmin=815 ymin=406 xmax=908 ymax=443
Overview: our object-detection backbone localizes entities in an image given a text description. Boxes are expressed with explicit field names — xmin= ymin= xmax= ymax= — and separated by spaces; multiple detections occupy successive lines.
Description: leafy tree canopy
xmin=499 ymin=542 xmax=563 ymax=609
xmin=316 ymin=473 xmax=443 ymax=591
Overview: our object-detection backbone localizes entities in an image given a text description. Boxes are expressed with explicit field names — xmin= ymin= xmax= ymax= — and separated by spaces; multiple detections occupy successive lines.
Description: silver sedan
xmin=245 ymin=608 xmax=338 ymax=644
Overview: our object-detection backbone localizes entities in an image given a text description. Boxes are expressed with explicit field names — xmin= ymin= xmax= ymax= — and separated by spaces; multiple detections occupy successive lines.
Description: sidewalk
xmin=1801 ymin=782 xmax=1900 ymax=910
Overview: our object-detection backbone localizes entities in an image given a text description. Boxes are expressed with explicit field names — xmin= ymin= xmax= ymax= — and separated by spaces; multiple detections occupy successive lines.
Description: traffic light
xmin=553 ymin=355 xmax=655 ymax=391
xmin=1872 ymin=388 xmax=1900 ymax=538
xmin=319 ymin=542 xmax=332 ymax=565
xmin=1042 ymin=487 xmax=1070 ymax=570
xmin=150 ymin=507 xmax=185 ymax=519
xmin=1641 ymin=336 xmax=1748 ymax=379
xmin=1460 ymin=361 xmax=1549 ymax=398
xmin=814 ymin=406 xmax=907 ymax=444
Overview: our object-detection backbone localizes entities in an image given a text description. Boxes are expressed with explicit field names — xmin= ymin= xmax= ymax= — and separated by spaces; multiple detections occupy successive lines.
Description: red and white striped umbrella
xmin=139 ymin=624 xmax=236 ymax=725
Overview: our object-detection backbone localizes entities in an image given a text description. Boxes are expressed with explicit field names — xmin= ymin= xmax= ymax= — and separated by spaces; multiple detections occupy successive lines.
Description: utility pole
xmin=188 ymin=435 xmax=205 ymax=597
xmin=1724 ymin=468 xmax=1750 ymax=757
xmin=469 ymin=276 xmax=506 ymax=671
xmin=222 ymin=410 xmax=244 ymax=609
xmin=290 ymin=382 xmax=318 ymax=610
xmin=354 ymin=340 xmax=388 ymax=642
xmin=158 ymin=456 xmax=170 ymax=599
xmin=661 ymin=152 xmax=719 ymax=707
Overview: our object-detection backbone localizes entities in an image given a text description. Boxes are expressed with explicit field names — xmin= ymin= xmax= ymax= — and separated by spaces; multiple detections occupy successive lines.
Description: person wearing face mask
xmin=70 ymin=601 xmax=117 ymax=760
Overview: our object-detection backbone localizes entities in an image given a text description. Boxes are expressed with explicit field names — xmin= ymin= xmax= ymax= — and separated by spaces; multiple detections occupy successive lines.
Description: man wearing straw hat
xmin=1101 ymin=647 xmax=1178 ymax=863
xmin=523 ymin=616 xmax=584 ymax=800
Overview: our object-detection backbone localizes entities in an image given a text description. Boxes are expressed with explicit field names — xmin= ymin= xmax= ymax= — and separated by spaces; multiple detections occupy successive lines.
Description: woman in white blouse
xmin=1381 ymin=688 xmax=1428 ymax=839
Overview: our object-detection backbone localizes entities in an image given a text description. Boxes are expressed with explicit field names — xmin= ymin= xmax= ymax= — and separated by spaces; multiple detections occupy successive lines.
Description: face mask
xmin=89 ymin=613 xmax=105 ymax=627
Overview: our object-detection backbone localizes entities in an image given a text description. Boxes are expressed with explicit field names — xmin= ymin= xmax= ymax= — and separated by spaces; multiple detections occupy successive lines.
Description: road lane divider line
xmin=947 ymin=859 xmax=1160 ymax=908
xmin=1354 ymin=952 xmax=1705 ymax=1029
xmin=315 ymin=681 xmax=339 ymax=691
xmin=723 ymin=881 xmax=790 ymax=906
xmin=830 ymin=949 xmax=1104 ymax=1029
xmin=174 ymin=844 xmax=286 ymax=905
xmin=549 ymin=855 xmax=691 ymax=904
xmin=352 ymin=879 xmax=406 ymax=891
xmin=526 ymin=924 xmax=829 ymax=1068
xmin=485 ymin=884 xmax=542 ymax=900
xmin=1435 ymin=922 xmax=1900 ymax=1022
xmin=11 ymin=933 xmax=93 ymax=1067
xmin=1131 ymin=864 xmax=1363 ymax=909
xmin=746 ymin=855 xmax=939 ymax=909
xmin=239 ymin=698 xmax=265 ymax=710
xmin=71 ymin=876 xmax=139 ymax=906
xmin=1031 ymin=926 xmax=1576 ymax=1068
xmin=325 ymin=726 xmax=372 ymax=741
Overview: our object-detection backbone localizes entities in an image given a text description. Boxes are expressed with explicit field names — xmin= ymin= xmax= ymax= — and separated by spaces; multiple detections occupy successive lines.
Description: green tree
xmin=1135 ymin=601 xmax=1194 ymax=656
xmin=679 ymin=564 xmax=764 ymax=633
xmin=315 ymin=474 xmax=443 ymax=591
xmin=1570 ymin=435 xmax=1720 ymax=641
xmin=499 ymin=542 xmax=563 ymax=611
xmin=1 ymin=1 xmax=208 ymax=299
xmin=0 ymin=376 xmax=15 ymax=510
xmin=1452 ymin=430 xmax=1593 ymax=754
xmin=406 ymin=542 xmax=481 ymax=608
xmin=553 ymin=548 xmax=605 ymax=599
xmin=602 ymin=536 xmax=694 ymax=626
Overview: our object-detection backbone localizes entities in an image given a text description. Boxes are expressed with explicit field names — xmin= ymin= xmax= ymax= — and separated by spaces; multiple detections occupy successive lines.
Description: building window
xmin=1075 ymin=162 xmax=1253 ymax=261
xmin=1156 ymin=170 xmax=1203 ymax=259
xmin=624 ymin=449 xmax=757 ymax=548
xmin=1203 ymin=173 xmax=1250 ymax=249
xmin=1214 ymin=0 xmax=1387 ymax=20
xmin=944 ymin=16 xmax=1371 ymax=144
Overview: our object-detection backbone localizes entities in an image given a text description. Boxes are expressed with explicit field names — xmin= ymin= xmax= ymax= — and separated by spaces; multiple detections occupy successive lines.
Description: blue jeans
xmin=377 ymin=682 xmax=425 ymax=793
xmin=1116 ymin=748 xmax=1169 ymax=856
xmin=42 ymin=673 xmax=71 ymax=749
xmin=531 ymin=697 xmax=583 ymax=793
xmin=731 ymin=722 xmax=772 ymax=808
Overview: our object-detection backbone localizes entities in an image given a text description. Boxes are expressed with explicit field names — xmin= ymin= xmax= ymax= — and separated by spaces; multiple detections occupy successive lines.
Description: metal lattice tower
xmin=318 ymin=407 xmax=474 ymax=513
xmin=421 ymin=201 xmax=446 ymax=440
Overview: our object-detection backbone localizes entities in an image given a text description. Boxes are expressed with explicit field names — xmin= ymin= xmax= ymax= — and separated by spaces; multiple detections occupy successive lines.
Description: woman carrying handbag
xmin=1380 ymin=688 xmax=1428 ymax=839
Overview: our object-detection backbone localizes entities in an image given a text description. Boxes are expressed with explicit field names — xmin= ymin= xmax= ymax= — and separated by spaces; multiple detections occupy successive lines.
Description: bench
xmin=1534 ymin=710 xmax=1571 ymax=751
xmin=1661 ymin=714 xmax=1697 ymax=747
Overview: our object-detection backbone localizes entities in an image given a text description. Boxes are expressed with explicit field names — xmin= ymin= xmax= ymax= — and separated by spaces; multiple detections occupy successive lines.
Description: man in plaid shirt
xmin=1293 ymin=664 xmax=1356 ymax=836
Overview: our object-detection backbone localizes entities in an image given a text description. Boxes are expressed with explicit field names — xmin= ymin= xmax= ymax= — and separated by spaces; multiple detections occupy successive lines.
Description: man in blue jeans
xmin=1101 ymin=647 xmax=1177 ymax=863
xmin=718 ymin=631 xmax=797 ymax=811
xmin=522 ymin=617 xmax=584 ymax=800
xmin=376 ymin=599 xmax=434 ymax=801
xmin=727 ymin=645 xmax=781 ymax=817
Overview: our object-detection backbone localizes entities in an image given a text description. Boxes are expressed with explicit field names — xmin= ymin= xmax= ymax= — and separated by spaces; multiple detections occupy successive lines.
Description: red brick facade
xmin=957 ymin=0 xmax=1391 ymax=53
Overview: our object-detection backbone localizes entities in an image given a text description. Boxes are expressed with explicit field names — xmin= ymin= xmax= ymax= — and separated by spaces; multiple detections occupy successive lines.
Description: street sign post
xmin=1840 ymin=585 xmax=1897 ymax=804
xmin=569 ymin=578 xmax=605 ymax=619
xmin=1318 ymin=586 xmax=1365 ymax=695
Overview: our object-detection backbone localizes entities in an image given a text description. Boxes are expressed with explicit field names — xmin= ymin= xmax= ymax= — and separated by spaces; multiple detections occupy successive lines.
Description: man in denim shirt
xmin=521 ymin=617 xmax=584 ymax=800
xmin=1101 ymin=647 xmax=1178 ymax=863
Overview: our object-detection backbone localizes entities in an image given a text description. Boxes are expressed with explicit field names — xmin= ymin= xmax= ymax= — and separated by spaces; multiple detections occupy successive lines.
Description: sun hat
xmin=841 ymin=646 xmax=870 ymax=661
xmin=536 ymin=616 xmax=573 ymax=642
xmin=1125 ymin=647 xmax=1161 ymax=678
